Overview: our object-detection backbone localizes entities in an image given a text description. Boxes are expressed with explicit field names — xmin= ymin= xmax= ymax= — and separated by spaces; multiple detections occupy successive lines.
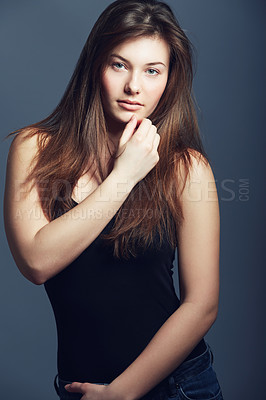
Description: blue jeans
xmin=54 ymin=343 xmax=223 ymax=400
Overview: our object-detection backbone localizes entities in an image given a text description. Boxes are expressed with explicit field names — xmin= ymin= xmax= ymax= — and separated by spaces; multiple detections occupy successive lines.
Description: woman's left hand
xmin=65 ymin=382 xmax=115 ymax=400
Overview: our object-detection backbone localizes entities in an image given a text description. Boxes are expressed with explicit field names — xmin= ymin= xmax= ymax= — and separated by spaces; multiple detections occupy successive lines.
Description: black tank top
xmin=44 ymin=199 xmax=206 ymax=383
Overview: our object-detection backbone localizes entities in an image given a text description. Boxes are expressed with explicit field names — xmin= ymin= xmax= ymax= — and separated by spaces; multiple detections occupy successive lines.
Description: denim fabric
xmin=54 ymin=343 xmax=223 ymax=400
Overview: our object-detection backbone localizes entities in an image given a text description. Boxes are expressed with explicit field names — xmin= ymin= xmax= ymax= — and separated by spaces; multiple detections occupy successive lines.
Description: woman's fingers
xmin=140 ymin=123 xmax=160 ymax=153
xmin=132 ymin=118 xmax=152 ymax=142
xmin=65 ymin=382 xmax=87 ymax=393
xmin=113 ymin=117 xmax=160 ymax=184
xmin=118 ymin=114 xmax=138 ymax=148
xmin=64 ymin=381 xmax=110 ymax=400
xmin=119 ymin=117 xmax=156 ymax=148
xmin=148 ymin=124 xmax=160 ymax=148
xmin=152 ymin=132 xmax=161 ymax=150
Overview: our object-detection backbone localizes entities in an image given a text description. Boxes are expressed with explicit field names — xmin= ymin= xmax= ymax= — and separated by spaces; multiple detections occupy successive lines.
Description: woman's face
xmin=101 ymin=35 xmax=170 ymax=131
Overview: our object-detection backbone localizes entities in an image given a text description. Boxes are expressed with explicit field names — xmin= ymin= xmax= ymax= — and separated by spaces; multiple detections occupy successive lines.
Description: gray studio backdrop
xmin=1 ymin=1 xmax=265 ymax=399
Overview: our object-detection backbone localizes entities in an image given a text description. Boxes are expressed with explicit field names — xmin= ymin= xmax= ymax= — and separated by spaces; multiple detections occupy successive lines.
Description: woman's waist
xmin=57 ymin=338 xmax=208 ymax=388
xmin=56 ymin=332 xmax=207 ymax=383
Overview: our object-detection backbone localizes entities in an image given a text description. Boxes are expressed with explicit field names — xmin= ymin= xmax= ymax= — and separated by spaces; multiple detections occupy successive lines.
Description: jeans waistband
xmin=54 ymin=342 xmax=213 ymax=399
xmin=170 ymin=341 xmax=213 ymax=384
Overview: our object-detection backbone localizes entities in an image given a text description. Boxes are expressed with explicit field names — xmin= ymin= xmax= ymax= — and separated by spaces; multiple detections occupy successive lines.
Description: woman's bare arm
xmin=103 ymin=152 xmax=220 ymax=400
xmin=4 ymin=117 xmax=160 ymax=285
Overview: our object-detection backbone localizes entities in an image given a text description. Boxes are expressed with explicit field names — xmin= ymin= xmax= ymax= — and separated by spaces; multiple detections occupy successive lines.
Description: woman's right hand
xmin=113 ymin=115 xmax=160 ymax=185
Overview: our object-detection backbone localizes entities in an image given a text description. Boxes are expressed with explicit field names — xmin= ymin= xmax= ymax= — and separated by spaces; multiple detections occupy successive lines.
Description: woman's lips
xmin=117 ymin=101 xmax=144 ymax=111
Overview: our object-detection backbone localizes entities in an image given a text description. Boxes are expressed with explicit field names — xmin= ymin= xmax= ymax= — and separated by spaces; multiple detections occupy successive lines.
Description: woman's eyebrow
xmin=110 ymin=53 xmax=167 ymax=67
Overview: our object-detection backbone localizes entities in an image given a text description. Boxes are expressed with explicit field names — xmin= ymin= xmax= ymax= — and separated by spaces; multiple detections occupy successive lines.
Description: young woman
xmin=4 ymin=1 xmax=223 ymax=399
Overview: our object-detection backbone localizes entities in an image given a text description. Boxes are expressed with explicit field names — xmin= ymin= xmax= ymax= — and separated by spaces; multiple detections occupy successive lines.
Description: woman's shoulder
xmin=187 ymin=148 xmax=213 ymax=177
xmin=8 ymin=128 xmax=45 ymax=168
xmin=175 ymin=148 xmax=216 ymax=200
xmin=9 ymin=127 xmax=40 ymax=151
xmin=6 ymin=128 xmax=48 ymax=187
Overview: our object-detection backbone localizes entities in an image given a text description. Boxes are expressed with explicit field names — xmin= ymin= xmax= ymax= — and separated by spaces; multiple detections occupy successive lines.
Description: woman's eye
xmin=147 ymin=69 xmax=159 ymax=75
xmin=112 ymin=62 xmax=126 ymax=70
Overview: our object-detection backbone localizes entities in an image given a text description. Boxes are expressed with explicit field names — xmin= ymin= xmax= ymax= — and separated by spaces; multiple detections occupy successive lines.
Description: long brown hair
xmin=8 ymin=0 xmax=209 ymax=259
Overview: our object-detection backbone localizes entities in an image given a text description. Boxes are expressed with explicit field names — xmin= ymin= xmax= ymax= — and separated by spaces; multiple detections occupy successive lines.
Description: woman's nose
xmin=124 ymin=72 xmax=141 ymax=94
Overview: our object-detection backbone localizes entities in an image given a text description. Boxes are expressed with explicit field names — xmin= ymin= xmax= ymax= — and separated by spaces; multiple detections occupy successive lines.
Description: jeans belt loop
xmin=167 ymin=375 xmax=178 ymax=397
